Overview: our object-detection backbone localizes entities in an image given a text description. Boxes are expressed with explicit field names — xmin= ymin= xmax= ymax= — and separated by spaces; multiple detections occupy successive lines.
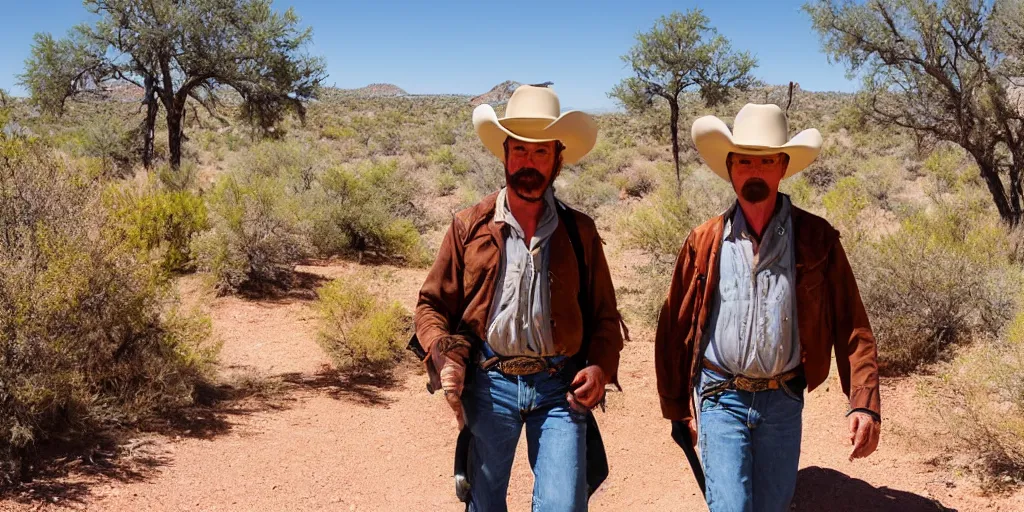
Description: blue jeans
xmin=698 ymin=367 xmax=804 ymax=512
xmin=462 ymin=364 xmax=587 ymax=512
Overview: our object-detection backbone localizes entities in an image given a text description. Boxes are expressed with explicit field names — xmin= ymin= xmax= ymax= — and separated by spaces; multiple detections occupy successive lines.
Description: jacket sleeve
xmin=585 ymin=228 xmax=626 ymax=386
xmin=655 ymin=233 xmax=698 ymax=421
xmin=414 ymin=216 xmax=465 ymax=358
xmin=829 ymin=236 xmax=881 ymax=418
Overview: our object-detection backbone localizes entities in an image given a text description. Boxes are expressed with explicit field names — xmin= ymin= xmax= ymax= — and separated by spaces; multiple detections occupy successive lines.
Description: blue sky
xmin=0 ymin=0 xmax=855 ymax=111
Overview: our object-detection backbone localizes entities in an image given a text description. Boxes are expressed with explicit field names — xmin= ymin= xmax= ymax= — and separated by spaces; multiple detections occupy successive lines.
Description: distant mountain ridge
xmin=470 ymin=80 xmax=521 ymax=106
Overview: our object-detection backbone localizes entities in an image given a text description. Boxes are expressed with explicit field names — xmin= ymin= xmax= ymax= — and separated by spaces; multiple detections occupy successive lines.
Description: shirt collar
xmin=494 ymin=186 xmax=557 ymax=239
xmin=726 ymin=193 xmax=792 ymax=242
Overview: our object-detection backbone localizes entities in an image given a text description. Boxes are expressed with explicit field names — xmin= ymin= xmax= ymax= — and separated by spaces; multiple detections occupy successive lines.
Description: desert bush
xmin=315 ymin=279 xmax=410 ymax=375
xmin=922 ymin=144 xmax=975 ymax=195
xmin=858 ymin=205 xmax=1021 ymax=374
xmin=0 ymin=140 xmax=216 ymax=482
xmin=435 ymin=171 xmax=458 ymax=196
xmin=556 ymin=169 xmax=619 ymax=212
xmin=616 ymin=163 xmax=657 ymax=198
xmin=192 ymin=168 xmax=311 ymax=293
xmin=429 ymin=145 xmax=469 ymax=175
xmin=244 ymin=139 xmax=328 ymax=193
xmin=321 ymin=125 xmax=356 ymax=141
xmin=781 ymin=174 xmax=816 ymax=208
xmin=859 ymin=156 xmax=904 ymax=208
xmin=79 ymin=117 xmax=139 ymax=177
xmin=103 ymin=179 xmax=209 ymax=273
xmin=619 ymin=187 xmax=703 ymax=263
xmin=942 ymin=310 xmax=1024 ymax=489
xmin=822 ymin=176 xmax=871 ymax=245
xmin=432 ymin=120 xmax=458 ymax=145
xmin=828 ymin=102 xmax=868 ymax=132
xmin=156 ymin=160 xmax=200 ymax=192
xmin=463 ymin=149 xmax=506 ymax=196
xmin=309 ymin=159 xmax=427 ymax=264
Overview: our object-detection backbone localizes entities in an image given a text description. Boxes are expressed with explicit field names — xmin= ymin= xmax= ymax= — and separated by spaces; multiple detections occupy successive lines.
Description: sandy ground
xmin=2 ymin=262 xmax=1022 ymax=512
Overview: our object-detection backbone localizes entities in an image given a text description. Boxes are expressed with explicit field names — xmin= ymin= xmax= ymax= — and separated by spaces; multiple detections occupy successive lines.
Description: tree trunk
xmin=977 ymin=159 xmax=1018 ymax=225
xmin=1008 ymin=160 xmax=1023 ymax=226
xmin=142 ymin=76 xmax=158 ymax=169
xmin=669 ymin=100 xmax=681 ymax=195
xmin=167 ymin=104 xmax=184 ymax=171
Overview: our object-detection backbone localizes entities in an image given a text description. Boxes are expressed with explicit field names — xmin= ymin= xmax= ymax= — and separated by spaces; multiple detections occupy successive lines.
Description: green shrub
xmin=556 ymin=170 xmax=619 ymax=212
xmin=321 ymin=125 xmax=356 ymax=141
xmin=618 ymin=187 xmax=700 ymax=263
xmin=622 ymin=165 xmax=656 ymax=198
xmin=922 ymin=145 xmax=973 ymax=194
xmin=103 ymin=180 xmax=209 ymax=273
xmin=822 ymin=176 xmax=870 ymax=245
xmin=315 ymin=279 xmax=410 ymax=375
xmin=193 ymin=168 xmax=311 ymax=293
xmin=154 ymin=158 xmax=201 ymax=191
xmin=942 ymin=310 xmax=1024 ymax=489
xmin=310 ymin=159 xmax=427 ymax=264
xmin=781 ymin=175 xmax=815 ymax=207
xmin=429 ymin=146 xmax=469 ymax=175
xmin=0 ymin=140 xmax=216 ymax=482
xmin=432 ymin=120 xmax=458 ymax=145
xmin=436 ymin=171 xmax=458 ymax=196
xmin=244 ymin=139 xmax=328 ymax=192
xmin=858 ymin=206 xmax=1021 ymax=374
xmin=79 ymin=117 xmax=139 ymax=177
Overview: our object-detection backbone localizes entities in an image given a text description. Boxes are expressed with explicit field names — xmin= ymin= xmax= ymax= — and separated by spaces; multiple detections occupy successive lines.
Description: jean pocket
xmin=779 ymin=380 xmax=805 ymax=403
xmin=700 ymin=394 xmax=724 ymax=412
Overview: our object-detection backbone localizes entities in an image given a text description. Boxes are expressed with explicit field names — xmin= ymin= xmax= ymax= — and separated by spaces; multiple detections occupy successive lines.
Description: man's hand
xmin=671 ymin=419 xmax=699 ymax=447
xmin=430 ymin=336 xmax=472 ymax=430
xmin=567 ymin=365 xmax=608 ymax=412
xmin=848 ymin=411 xmax=880 ymax=461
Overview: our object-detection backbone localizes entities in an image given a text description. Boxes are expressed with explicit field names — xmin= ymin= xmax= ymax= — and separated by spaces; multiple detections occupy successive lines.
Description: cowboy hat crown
xmin=473 ymin=84 xmax=598 ymax=165
xmin=691 ymin=103 xmax=823 ymax=181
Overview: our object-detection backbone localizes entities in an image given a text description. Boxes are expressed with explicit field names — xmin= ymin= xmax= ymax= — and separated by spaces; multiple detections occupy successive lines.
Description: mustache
xmin=507 ymin=167 xmax=547 ymax=192
xmin=740 ymin=178 xmax=771 ymax=203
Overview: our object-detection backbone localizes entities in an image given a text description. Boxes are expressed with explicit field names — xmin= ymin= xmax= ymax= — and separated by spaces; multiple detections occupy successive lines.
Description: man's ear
xmin=552 ymin=154 xmax=564 ymax=182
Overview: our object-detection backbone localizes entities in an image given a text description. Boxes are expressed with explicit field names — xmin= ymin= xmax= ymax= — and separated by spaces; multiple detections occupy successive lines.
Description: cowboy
xmin=654 ymin=104 xmax=882 ymax=511
xmin=414 ymin=84 xmax=626 ymax=511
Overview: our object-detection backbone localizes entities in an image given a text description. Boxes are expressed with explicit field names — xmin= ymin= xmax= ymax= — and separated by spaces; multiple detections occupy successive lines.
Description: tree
xmin=806 ymin=0 xmax=1024 ymax=225
xmin=19 ymin=0 xmax=326 ymax=171
xmin=610 ymin=10 xmax=758 ymax=192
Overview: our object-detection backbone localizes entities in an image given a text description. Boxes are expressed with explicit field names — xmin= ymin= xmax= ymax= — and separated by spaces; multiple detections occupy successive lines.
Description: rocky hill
xmin=470 ymin=80 xmax=521 ymax=106
xmin=342 ymin=83 xmax=408 ymax=98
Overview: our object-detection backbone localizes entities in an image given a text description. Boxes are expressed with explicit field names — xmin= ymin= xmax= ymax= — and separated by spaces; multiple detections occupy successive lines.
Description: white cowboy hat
xmin=473 ymin=84 xmax=598 ymax=165
xmin=691 ymin=103 xmax=823 ymax=182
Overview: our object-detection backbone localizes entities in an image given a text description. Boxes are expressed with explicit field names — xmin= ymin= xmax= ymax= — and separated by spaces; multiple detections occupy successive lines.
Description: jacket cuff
xmin=848 ymin=385 xmax=881 ymax=418
xmin=660 ymin=395 xmax=692 ymax=422
xmin=588 ymin=346 xmax=621 ymax=389
xmin=846 ymin=408 xmax=881 ymax=423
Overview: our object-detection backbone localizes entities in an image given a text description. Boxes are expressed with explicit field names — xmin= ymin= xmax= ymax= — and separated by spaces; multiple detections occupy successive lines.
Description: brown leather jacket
xmin=655 ymin=203 xmax=880 ymax=422
xmin=415 ymin=191 xmax=626 ymax=383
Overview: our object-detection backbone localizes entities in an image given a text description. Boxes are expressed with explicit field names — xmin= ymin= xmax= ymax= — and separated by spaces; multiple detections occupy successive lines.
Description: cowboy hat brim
xmin=691 ymin=115 xmax=823 ymax=182
xmin=473 ymin=104 xmax=598 ymax=165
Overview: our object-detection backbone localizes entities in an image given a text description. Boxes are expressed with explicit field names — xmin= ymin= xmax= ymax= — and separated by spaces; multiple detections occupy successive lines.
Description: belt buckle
xmin=736 ymin=375 xmax=770 ymax=392
xmin=498 ymin=357 xmax=547 ymax=376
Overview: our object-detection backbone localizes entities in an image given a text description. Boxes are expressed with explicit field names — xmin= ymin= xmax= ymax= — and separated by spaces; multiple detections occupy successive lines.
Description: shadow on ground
xmin=234 ymin=270 xmax=329 ymax=302
xmin=0 ymin=373 xmax=309 ymax=507
xmin=793 ymin=466 xmax=957 ymax=511
xmin=278 ymin=364 xmax=404 ymax=407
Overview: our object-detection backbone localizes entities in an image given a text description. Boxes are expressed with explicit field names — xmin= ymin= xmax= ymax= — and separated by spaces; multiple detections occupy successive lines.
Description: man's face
xmin=727 ymin=152 xmax=788 ymax=204
xmin=504 ymin=138 xmax=560 ymax=202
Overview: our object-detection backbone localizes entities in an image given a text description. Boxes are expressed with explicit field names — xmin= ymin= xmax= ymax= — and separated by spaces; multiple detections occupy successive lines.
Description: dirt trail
xmin=3 ymin=261 xmax=1023 ymax=512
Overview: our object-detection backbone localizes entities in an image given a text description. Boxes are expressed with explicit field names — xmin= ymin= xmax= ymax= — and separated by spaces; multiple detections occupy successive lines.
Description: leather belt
xmin=480 ymin=355 xmax=569 ymax=376
xmin=701 ymin=359 xmax=802 ymax=394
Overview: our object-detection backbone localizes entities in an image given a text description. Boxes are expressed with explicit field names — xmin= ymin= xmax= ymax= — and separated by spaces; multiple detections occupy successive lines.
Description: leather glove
xmin=430 ymin=335 xmax=472 ymax=429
